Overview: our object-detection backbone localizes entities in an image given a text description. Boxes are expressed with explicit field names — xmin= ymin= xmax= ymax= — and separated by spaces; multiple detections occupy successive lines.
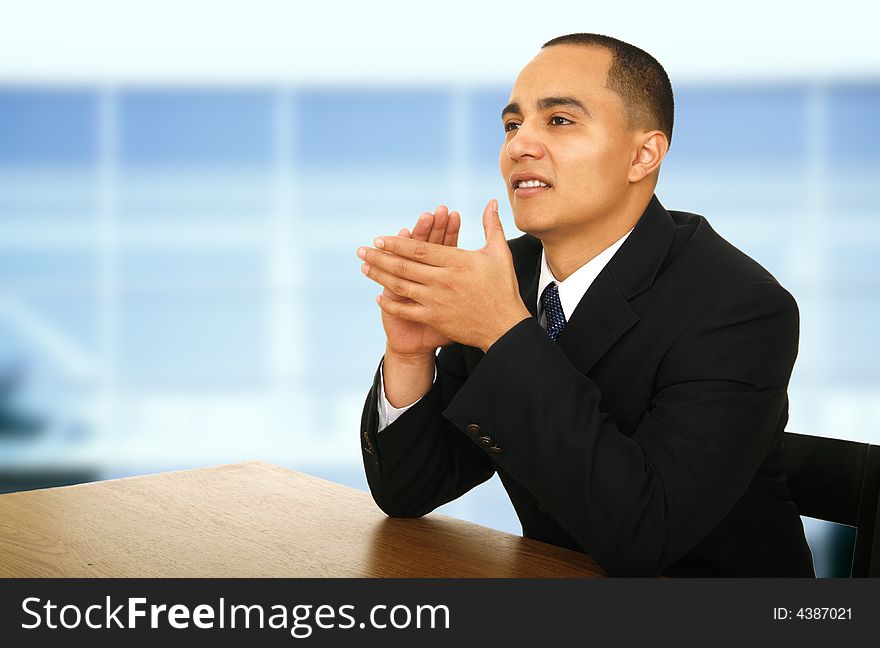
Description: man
xmin=355 ymin=33 xmax=815 ymax=577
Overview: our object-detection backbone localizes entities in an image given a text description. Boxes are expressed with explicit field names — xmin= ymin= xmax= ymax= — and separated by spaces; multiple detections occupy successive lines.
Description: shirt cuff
xmin=377 ymin=360 xmax=438 ymax=432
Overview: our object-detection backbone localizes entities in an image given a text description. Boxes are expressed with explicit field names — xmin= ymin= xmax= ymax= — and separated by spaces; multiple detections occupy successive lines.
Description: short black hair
xmin=542 ymin=33 xmax=674 ymax=146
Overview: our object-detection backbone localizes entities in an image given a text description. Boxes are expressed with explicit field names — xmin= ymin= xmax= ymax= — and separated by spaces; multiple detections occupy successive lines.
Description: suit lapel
xmin=556 ymin=271 xmax=638 ymax=374
xmin=528 ymin=195 xmax=677 ymax=375
xmin=605 ymin=195 xmax=677 ymax=301
xmin=511 ymin=250 xmax=640 ymax=377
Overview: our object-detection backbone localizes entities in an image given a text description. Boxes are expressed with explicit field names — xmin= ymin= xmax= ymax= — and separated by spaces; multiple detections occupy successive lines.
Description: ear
xmin=628 ymin=131 xmax=669 ymax=183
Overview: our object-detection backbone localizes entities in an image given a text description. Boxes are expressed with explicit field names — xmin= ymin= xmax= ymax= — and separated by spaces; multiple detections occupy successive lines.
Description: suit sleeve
xmin=441 ymin=280 xmax=799 ymax=576
xmin=360 ymin=343 xmax=496 ymax=517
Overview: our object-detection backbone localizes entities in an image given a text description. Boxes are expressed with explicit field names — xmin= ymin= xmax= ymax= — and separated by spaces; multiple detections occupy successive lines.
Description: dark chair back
xmin=783 ymin=431 xmax=880 ymax=577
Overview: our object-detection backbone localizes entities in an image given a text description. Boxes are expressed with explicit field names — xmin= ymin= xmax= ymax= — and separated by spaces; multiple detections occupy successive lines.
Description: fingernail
xmin=375 ymin=295 xmax=382 ymax=304
xmin=356 ymin=247 xmax=366 ymax=259
xmin=361 ymin=263 xmax=369 ymax=274
xmin=492 ymin=200 xmax=499 ymax=213
xmin=374 ymin=238 xmax=385 ymax=249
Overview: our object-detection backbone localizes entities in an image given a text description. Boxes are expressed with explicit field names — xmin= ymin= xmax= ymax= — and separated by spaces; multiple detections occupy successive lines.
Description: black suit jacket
xmin=360 ymin=195 xmax=815 ymax=577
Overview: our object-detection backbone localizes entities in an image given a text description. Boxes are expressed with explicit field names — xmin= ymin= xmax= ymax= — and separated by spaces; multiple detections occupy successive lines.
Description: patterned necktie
xmin=540 ymin=282 xmax=567 ymax=341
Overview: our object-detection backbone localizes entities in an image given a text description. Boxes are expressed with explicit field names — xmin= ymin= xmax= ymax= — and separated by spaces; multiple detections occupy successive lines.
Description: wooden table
xmin=0 ymin=461 xmax=605 ymax=577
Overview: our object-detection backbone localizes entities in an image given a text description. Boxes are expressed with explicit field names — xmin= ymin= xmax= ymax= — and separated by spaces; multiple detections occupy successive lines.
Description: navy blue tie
xmin=540 ymin=282 xmax=567 ymax=341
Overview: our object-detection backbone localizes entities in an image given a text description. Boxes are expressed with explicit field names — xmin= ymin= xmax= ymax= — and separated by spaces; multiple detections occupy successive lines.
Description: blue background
xmin=1 ymin=80 xmax=877 ymax=577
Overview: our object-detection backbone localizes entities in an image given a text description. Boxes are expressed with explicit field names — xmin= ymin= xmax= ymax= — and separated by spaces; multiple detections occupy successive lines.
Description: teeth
xmin=516 ymin=179 xmax=548 ymax=188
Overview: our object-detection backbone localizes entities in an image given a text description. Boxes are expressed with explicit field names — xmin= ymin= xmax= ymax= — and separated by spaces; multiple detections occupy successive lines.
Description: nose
xmin=504 ymin=121 xmax=545 ymax=161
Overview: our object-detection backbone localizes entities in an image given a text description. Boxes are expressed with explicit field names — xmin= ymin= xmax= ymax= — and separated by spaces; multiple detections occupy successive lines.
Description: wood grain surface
xmin=0 ymin=461 xmax=605 ymax=578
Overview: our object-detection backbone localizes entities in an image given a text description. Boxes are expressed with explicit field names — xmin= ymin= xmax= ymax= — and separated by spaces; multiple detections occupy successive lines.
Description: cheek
xmin=561 ymin=142 xmax=627 ymax=189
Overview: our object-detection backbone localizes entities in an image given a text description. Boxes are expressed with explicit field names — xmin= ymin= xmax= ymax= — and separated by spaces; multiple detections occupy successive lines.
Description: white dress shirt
xmin=377 ymin=228 xmax=633 ymax=431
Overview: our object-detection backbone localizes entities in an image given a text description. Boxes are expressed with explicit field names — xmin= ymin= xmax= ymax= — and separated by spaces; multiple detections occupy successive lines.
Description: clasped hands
xmin=357 ymin=200 xmax=531 ymax=354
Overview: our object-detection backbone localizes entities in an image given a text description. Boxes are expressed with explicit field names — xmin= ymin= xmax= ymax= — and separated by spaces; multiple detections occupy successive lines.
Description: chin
xmin=512 ymin=208 xmax=557 ymax=239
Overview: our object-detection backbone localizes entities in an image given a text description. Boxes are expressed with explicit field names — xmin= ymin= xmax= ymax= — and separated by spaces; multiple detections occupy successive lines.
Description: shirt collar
xmin=537 ymin=228 xmax=634 ymax=320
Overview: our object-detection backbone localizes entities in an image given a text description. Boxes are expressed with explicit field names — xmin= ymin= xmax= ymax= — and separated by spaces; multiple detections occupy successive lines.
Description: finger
xmin=372 ymin=236 xmax=455 ymax=267
xmin=376 ymin=293 xmax=430 ymax=323
xmin=360 ymin=247 xmax=438 ymax=284
xmin=398 ymin=227 xmax=411 ymax=239
xmin=428 ymin=205 xmax=449 ymax=244
xmin=411 ymin=212 xmax=434 ymax=242
xmin=481 ymin=199 xmax=506 ymax=249
xmin=381 ymin=286 xmax=414 ymax=302
xmin=443 ymin=210 xmax=461 ymax=247
xmin=361 ymin=262 xmax=428 ymax=303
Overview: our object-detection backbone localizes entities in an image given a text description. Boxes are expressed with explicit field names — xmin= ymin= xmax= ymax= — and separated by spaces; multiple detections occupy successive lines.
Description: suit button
xmin=487 ymin=445 xmax=503 ymax=454
xmin=478 ymin=436 xmax=493 ymax=446
xmin=466 ymin=424 xmax=481 ymax=435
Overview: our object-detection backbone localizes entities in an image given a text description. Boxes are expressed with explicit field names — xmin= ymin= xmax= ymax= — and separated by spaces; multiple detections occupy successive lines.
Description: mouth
xmin=510 ymin=174 xmax=553 ymax=199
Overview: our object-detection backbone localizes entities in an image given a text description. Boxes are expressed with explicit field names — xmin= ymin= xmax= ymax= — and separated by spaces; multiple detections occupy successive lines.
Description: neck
xmin=542 ymin=191 xmax=651 ymax=281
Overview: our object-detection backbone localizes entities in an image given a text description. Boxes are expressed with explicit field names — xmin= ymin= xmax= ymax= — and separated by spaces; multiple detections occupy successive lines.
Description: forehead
xmin=508 ymin=45 xmax=615 ymax=110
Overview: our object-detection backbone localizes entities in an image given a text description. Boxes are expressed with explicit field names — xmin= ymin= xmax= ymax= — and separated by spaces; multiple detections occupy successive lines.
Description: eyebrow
xmin=501 ymin=96 xmax=592 ymax=119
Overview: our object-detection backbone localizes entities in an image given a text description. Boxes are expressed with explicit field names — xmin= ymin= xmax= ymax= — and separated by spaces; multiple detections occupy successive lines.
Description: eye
xmin=550 ymin=115 xmax=573 ymax=126
xmin=503 ymin=121 xmax=520 ymax=132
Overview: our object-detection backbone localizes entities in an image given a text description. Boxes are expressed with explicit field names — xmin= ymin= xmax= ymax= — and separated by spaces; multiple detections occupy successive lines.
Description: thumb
xmin=482 ymin=199 xmax=506 ymax=250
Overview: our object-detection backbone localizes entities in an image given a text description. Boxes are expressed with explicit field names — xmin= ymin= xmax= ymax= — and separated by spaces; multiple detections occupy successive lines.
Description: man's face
xmin=499 ymin=45 xmax=639 ymax=238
